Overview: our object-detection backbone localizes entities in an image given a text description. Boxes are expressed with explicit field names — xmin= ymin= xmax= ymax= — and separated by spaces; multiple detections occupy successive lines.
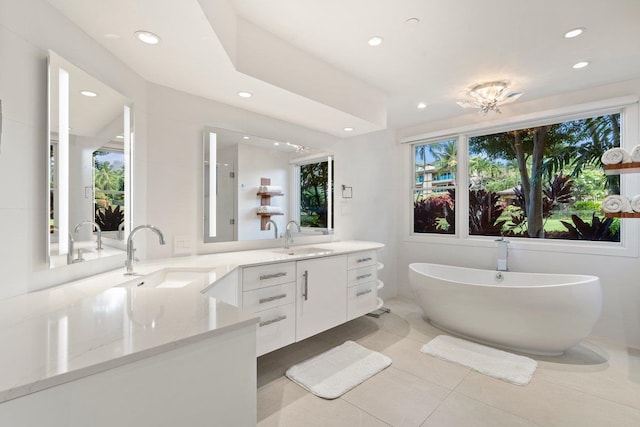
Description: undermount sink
xmin=118 ymin=268 xmax=213 ymax=289
xmin=273 ymin=247 xmax=334 ymax=257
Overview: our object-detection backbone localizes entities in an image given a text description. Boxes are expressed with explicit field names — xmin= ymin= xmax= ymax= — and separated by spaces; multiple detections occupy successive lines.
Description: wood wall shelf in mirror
xmin=47 ymin=51 xmax=133 ymax=268
xmin=203 ymin=127 xmax=333 ymax=243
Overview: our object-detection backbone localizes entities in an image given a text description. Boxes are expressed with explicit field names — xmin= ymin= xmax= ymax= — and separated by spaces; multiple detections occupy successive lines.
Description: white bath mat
xmin=421 ymin=335 xmax=537 ymax=386
xmin=285 ymin=340 xmax=392 ymax=399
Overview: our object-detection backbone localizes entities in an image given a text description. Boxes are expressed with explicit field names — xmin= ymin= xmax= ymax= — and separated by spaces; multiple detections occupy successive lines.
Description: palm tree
xmin=429 ymin=140 xmax=457 ymax=177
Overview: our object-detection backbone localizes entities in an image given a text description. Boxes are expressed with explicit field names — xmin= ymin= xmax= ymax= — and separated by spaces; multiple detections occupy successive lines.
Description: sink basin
xmin=118 ymin=268 xmax=213 ymax=289
xmin=272 ymin=247 xmax=334 ymax=257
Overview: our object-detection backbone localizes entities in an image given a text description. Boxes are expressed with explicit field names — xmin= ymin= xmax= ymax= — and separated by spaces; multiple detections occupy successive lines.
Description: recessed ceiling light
xmin=417 ymin=102 xmax=427 ymax=109
xmin=238 ymin=91 xmax=252 ymax=98
xmin=564 ymin=27 xmax=585 ymax=38
xmin=116 ymin=135 xmax=124 ymax=139
xmin=343 ymin=127 xmax=354 ymax=132
xmin=80 ymin=90 xmax=97 ymax=97
xmin=243 ymin=136 xmax=250 ymax=140
xmin=134 ymin=30 xmax=161 ymax=45
xmin=405 ymin=18 xmax=420 ymax=26
xmin=273 ymin=142 xmax=280 ymax=146
xmin=368 ymin=36 xmax=383 ymax=47
xmin=573 ymin=61 xmax=589 ymax=69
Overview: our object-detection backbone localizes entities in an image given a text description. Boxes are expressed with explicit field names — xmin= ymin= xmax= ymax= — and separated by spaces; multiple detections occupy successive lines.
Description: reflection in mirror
xmin=203 ymin=127 xmax=333 ymax=243
xmin=48 ymin=51 xmax=133 ymax=268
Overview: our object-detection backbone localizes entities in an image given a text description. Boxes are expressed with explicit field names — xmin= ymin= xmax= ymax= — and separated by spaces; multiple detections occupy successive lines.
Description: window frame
xmin=402 ymin=96 xmax=640 ymax=258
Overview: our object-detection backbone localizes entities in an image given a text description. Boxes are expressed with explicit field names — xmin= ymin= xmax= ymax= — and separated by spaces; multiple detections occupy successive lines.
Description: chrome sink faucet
xmin=266 ymin=219 xmax=279 ymax=239
xmin=284 ymin=220 xmax=301 ymax=249
xmin=495 ymin=237 xmax=509 ymax=271
xmin=73 ymin=220 xmax=103 ymax=250
xmin=125 ymin=225 xmax=166 ymax=275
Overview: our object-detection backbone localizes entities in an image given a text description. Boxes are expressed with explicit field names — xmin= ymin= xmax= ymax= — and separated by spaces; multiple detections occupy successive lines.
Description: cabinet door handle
xmin=356 ymin=289 xmax=373 ymax=297
xmin=356 ymin=273 xmax=373 ymax=280
xmin=259 ymin=272 xmax=287 ymax=280
xmin=259 ymin=315 xmax=287 ymax=327
xmin=302 ymin=270 xmax=309 ymax=301
xmin=259 ymin=293 xmax=287 ymax=304
xmin=357 ymin=257 xmax=372 ymax=263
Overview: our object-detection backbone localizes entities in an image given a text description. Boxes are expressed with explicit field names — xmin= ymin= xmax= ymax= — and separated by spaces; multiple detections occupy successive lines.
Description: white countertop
xmin=0 ymin=240 xmax=383 ymax=403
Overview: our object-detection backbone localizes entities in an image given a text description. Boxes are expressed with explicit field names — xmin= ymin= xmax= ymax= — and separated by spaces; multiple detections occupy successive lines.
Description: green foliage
xmin=300 ymin=160 xmax=332 ymax=228
xmin=413 ymin=193 xmax=454 ymax=234
xmin=573 ymin=200 xmax=602 ymax=211
xmin=560 ymin=213 xmax=619 ymax=241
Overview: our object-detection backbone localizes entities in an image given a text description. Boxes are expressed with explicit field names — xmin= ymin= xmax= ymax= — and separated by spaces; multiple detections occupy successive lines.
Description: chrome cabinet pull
xmin=356 ymin=273 xmax=373 ymax=280
xmin=259 ymin=272 xmax=287 ymax=280
xmin=302 ymin=270 xmax=309 ymax=301
xmin=357 ymin=257 xmax=372 ymax=263
xmin=259 ymin=293 xmax=287 ymax=304
xmin=356 ymin=289 xmax=373 ymax=297
xmin=259 ymin=315 xmax=287 ymax=327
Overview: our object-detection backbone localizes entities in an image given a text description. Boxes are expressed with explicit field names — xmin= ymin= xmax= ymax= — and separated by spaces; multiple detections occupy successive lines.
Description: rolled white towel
xmin=601 ymin=147 xmax=631 ymax=165
xmin=257 ymin=205 xmax=283 ymax=214
xmin=259 ymin=185 xmax=283 ymax=194
xmin=630 ymin=195 xmax=640 ymax=213
xmin=631 ymin=145 xmax=640 ymax=163
xmin=602 ymin=195 xmax=633 ymax=213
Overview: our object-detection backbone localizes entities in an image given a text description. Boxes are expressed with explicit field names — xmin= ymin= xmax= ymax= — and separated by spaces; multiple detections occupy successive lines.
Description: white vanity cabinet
xmin=242 ymin=262 xmax=297 ymax=356
xmin=239 ymin=249 xmax=380 ymax=356
xmin=295 ymin=255 xmax=348 ymax=341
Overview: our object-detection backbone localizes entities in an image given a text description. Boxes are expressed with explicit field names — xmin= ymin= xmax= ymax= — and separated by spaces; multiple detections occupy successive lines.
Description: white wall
xmin=396 ymin=79 xmax=640 ymax=347
xmin=0 ymin=0 xmax=148 ymax=300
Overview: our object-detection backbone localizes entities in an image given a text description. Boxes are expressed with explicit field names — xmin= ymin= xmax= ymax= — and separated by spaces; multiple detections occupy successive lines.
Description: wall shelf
xmin=604 ymin=212 xmax=640 ymax=218
xmin=258 ymin=177 xmax=284 ymax=230
xmin=604 ymin=162 xmax=640 ymax=175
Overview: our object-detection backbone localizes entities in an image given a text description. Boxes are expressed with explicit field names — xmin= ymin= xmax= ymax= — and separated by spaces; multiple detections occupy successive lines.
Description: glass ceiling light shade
xmin=456 ymin=80 xmax=523 ymax=114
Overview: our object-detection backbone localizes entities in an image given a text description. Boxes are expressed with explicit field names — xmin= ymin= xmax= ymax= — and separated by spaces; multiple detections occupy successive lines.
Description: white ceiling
xmin=47 ymin=0 xmax=640 ymax=138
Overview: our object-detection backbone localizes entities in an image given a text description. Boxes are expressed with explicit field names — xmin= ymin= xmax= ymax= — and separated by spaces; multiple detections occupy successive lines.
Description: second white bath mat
xmin=421 ymin=335 xmax=537 ymax=386
xmin=286 ymin=340 xmax=392 ymax=399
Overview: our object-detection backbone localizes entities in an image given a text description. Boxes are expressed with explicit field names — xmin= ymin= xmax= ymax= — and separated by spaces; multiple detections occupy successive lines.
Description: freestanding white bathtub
xmin=408 ymin=263 xmax=602 ymax=356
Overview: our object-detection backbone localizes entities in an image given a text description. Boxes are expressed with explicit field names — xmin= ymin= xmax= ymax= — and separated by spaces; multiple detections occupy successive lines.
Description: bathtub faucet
xmin=495 ymin=237 xmax=509 ymax=271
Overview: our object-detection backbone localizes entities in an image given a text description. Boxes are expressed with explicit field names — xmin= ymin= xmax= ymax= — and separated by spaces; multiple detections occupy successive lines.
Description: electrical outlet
xmin=173 ymin=235 xmax=193 ymax=256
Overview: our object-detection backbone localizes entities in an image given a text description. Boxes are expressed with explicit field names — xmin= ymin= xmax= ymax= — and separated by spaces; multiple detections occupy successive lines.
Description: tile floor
xmin=257 ymin=297 xmax=640 ymax=427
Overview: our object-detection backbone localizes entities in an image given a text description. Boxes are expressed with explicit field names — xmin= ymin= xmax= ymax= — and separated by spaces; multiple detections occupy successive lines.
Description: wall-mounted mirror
xmin=47 ymin=51 xmax=133 ymax=268
xmin=203 ymin=127 xmax=334 ymax=243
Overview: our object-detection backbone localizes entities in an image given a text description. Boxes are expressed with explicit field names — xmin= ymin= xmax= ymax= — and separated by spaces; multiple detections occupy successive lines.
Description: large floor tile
xmin=343 ymin=366 xmax=450 ymax=427
xmin=421 ymin=392 xmax=539 ymax=427
xmin=456 ymin=371 xmax=640 ymax=427
xmin=258 ymin=390 xmax=389 ymax=427
xmin=380 ymin=337 xmax=471 ymax=390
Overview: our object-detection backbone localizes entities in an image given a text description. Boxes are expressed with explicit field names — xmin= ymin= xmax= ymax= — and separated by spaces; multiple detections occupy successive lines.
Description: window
xmin=413 ymin=139 xmax=457 ymax=235
xmin=93 ymin=149 xmax=125 ymax=231
xmin=295 ymin=157 xmax=333 ymax=230
xmin=468 ymin=114 xmax=620 ymax=241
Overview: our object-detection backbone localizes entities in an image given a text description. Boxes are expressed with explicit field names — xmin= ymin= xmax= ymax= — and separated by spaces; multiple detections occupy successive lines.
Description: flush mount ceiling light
xmin=134 ymin=30 xmax=161 ymax=45
xmin=343 ymin=127 xmax=354 ymax=132
xmin=238 ymin=91 xmax=252 ymax=98
xmin=368 ymin=36 xmax=383 ymax=47
xmin=417 ymin=102 xmax=427 ymax=109
xmin=456 ymin=80 xmax=523 ymax=115
xmin=573 ymin=61 xmax=590 ymax=69
xmin=564 ymin=27 xmax=585 ymax=38
xmin=80 ymin=90 xmax=97 ymax=97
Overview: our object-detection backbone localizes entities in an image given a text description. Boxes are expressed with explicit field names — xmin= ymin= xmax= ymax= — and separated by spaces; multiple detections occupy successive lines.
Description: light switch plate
xmin=173 ymin=235 xmax=193 ymax=256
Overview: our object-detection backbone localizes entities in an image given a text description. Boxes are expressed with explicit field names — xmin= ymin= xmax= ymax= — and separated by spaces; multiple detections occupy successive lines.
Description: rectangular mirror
xmin=48 ymin=51 xmax=133 ymax=268
xmin=203 ymin=127 xmax=333 ymax=243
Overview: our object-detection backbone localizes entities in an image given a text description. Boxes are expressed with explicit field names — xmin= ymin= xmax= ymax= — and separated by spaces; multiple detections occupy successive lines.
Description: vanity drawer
xmin=243 ymin=282 xmax=295 ymax=313
xmin=242 ymin=262 xmax=296 ymax=291
xmin=347 ymin=282 xmax=378 ymax=321
xmin=347 ymin=251 xmax=377 ymax=270
xmin=256 ymin=303 xmax=296 ymax=356
xmin=347 ymin=265 xmax=377 ymax=288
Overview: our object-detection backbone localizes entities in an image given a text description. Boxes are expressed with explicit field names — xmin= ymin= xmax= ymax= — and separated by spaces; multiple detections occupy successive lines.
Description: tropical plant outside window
xmin=413 ymin=139 xmax=457 ymax=234
xmin=413 ymin=113 xmax=621 ymax=242
xmin=93 ymin=149 xmax=125 ymax=231
xmin=299 ymin=159 xmax=333 ymax=229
